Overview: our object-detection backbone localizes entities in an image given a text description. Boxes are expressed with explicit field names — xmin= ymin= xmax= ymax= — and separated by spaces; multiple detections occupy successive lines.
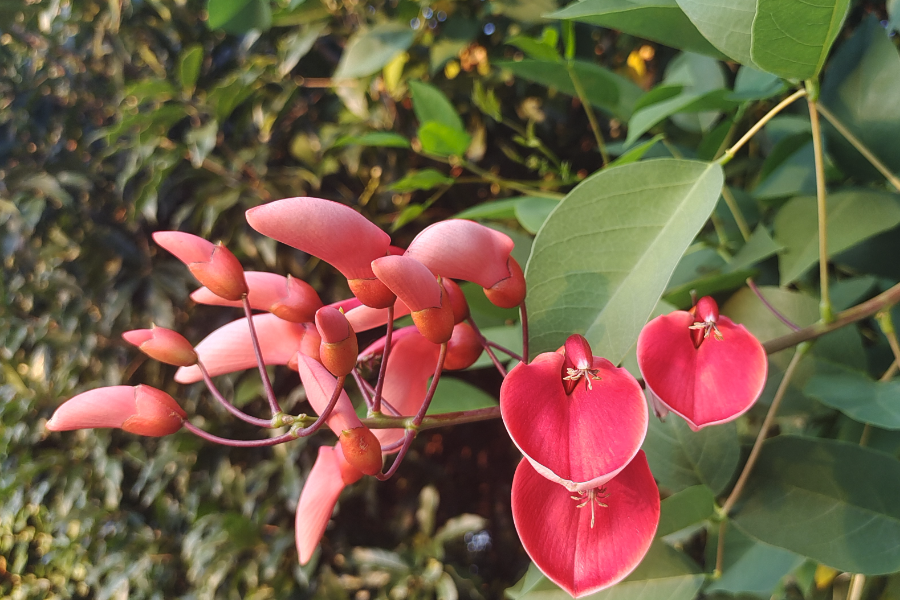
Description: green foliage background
xmin=4 ymin=0 xmax=900 ymax=597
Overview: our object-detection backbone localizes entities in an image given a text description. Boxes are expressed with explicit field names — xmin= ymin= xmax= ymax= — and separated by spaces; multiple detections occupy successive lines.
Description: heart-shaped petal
xmin=511 ymin=451 xmax=659 ymax=598
xmin=501 ymin=350 xmax=648 ymax=491
xmin=637 ymin=310 xmax=767 ymax=430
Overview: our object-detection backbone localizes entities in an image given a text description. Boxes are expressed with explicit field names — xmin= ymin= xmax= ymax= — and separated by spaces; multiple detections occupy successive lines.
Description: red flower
xmin=500 ymin=335 xmax=648 ymax=491
xmin=636 ymin=296 xmax=767 ymax=430
xmin=153 ymin=232 xmax=248 ymax=301
xmin=511 ymin=451 xmax=659 ymax=598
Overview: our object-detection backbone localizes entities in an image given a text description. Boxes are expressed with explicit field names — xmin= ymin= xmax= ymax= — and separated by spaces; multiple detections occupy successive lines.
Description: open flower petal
xmin=296 ymin=445 xmax=363 ymax=565
xmin=191 ymin=272 xmax=323 ymax=323
xmin=245 ymin=197 xmax=391 ymax=281
xmin=511 ymin=452 xmax=659 ymax=598
xmin=637 ymin=310 xmax=767 ymax=430
xmin=294 ymin=353 xmax=364 ymax=435
xmin=343 ymin=298 xmax=411 ymax=333
xmin=500 ymin=351 xmax=648 ymax=491
xmin=174 ymin=314 xmax=313 ymax=383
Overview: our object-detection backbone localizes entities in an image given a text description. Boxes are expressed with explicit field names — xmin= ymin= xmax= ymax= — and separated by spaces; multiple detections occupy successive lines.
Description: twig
xmin=747 ymin=279 xmax=801 ymax=331
xmin=816 ymin=104 xmax=900 ymax=192
xmin=807 ymin=94 xmax=833 ymax=323
xmin=719 ymin=89 xmax=808 ymax=165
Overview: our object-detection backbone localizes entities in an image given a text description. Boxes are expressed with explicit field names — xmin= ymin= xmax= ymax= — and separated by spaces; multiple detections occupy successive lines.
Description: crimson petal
xmin=511 ymin=452 xmax=659 ymax=598
xmin=636 ymin=311 xmax=767 ymax=430
xmin=501 ymin=352 xmax=648 ymax=490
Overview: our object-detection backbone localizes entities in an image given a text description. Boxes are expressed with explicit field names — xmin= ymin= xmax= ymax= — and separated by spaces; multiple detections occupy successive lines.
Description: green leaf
xmin=725 ymin=225 xmax=783 ymax=273
xmin=496 ymin=59 xmax=643 ymax=120
xmin=733 ymin=436 xmax=900 ymax=575
xmin=472 ymin=81 xmax=503 ymax=121
xmin=515 ymin=197 xmax=559 ymax=234
xmin=177 ymin=44 xmax=203 ymax=95
xmin=525 ymin=159 xmax=724 ymax=363
xmin=506 ymin=34 xmax=562 ymax=62
xmin=675 ymin=0 xmax=756 ymax=65
xmin=749 ymin=0 xmax=851 ymax=80
xmin=642 ymin=415 xmax=739 ymax=495
xmin=706 ymin=525 xmax=804 ymax=597
xmin=821 ymin=17 xmax=900 ymax=182
xmin=408 ymin=80 xmax=465 ymax=133
xmin=417 ymin=121 xmax=471 ymax=157
xmin=508 ymin=542 xmax=703 ymax=600
xmin=775 ymin=190 xmax=900 ymax=285
xmin=334 ymin=23 xmax=416 ymax=79
xmin=426 ymin=377 xmax=497 ymax=415
xmin=730 ymin=66 xmax=786 ymax=101
xmin=609 ymin=134 xmax=664 ymax=168
xmin=454 ymin=198 xmax=522 ymax=221
xmin=657 ymin=485 xmax=716 ymax=537
xmin=206 ymin=0 xmax=271 ymax=33
xmin=753 ymin=141 xmax=816 ymax=201
xmin=332 ymin=132 xmax=411 ymax=149
xmin=185 ymin=120 xmax=218 ymax=168
xmin=548 ymin=0 xmax=726 ymax=59
xmin=626 ymin=88 xmax=738 ymax=147
xmin=388 ymin=169 xmax=454 ymax=192
xmin=805 ymin=361 xmax=900 ymax=429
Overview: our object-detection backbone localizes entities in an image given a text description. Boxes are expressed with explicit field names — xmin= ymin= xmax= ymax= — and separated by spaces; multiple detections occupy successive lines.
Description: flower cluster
xmin=46 ymin=194 xmax=768 ymax=598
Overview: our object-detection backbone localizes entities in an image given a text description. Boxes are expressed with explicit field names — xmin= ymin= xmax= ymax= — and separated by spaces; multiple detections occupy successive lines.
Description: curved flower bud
xmin=442 ymin=278 xmax=470 ymax=323
xmin=123 ymin=326 xmax=197 ymax=367
xmin=444 ymin=322 xmax=483 ymax=370
xmin=174 ymin=314 xmax=312 ymax=383
xmin=636 ymin=297 xmax=767 ymax=430
xmin=338 ymin=427 xmax=383 ymax=476
xmin=245 ymin=197 xmax=395 ymax=308
xmin=295 ymin=445 xmax=363 ymax=565
xmin=404 ymin=220 xmax=525 ymax=307
xmin=153 ymin=232 xmax=247 ymax=301
xmin=371 ymin=256 xmax=454 ymax=344
xmin=47 ymin=385 xmax=186 ymax=437
xmin=483 ymin=257 xmax=526 ymax=309
xmin=316 ymin=307 xmax=359 ymax=377
xmin=500 ymin=336 xmax=648 ymax=491
xmin=191 ymin=272 xmax=323 ymax=323
xmin=511 ymin=452 xmax=659 ymax=598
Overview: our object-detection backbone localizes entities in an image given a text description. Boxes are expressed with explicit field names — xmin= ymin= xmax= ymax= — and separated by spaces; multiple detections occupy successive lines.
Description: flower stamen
xmin=563 ymin=367 xmax=602 ymax=390
xmin=570 ymin=486 xmax=609 ymax=528
xmin=688 ymin=320 xmax=724 ymax=341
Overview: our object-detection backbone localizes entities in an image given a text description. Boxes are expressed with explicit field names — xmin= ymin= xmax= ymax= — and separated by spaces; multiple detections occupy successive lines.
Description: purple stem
xmin=351 ymin=369 xmax=374 ymax=409
xmin=242 ymin=298 xmax=282 ymax=414
xmin=413 ymin=342 xmax=448 ymax=426
xmin=293 ymin=375 xmax=346 ymax=437
xmin=371 ymin=305 xmax=394 ymax=414
xmin=182 ymin=421 xmax=297 ymax=447
xmin=198 ymin=361 xmax=273 ymax=428
xmin=485 ymin=341 xmax=524 ymax=362
xmin=520 ymin=301 xmax=530 ymax=364
xmin=466 ymin=316 xmax=507 ymax=377
xmin=747 ymin=278 xmax=802 ymax=331
xmin=375 ymin=430 xmax=415 ymax=481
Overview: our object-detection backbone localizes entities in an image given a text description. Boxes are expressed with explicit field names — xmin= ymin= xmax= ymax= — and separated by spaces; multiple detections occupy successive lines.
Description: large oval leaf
xmin=805 ymin=361 xmax=900 ymax=429
xmin=548 ymin=0 xmax=725 ymax=59
xmin=733 ymin=436 xmax=900 ymax=575
xmin=750 ymin=0 xmax=851 ymax=80
xmin=525 ymin=159 xmax=724 ymax=363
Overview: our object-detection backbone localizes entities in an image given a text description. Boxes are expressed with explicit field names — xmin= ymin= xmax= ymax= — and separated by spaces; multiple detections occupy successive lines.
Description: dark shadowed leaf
xmin=642 ymin=415 xmax=739 ymax=495
xmin=733 ymin=436 xmax=900 ymax=575
xmin=805 ymin=361 xmax=900 ymax=429
xmin=657 ymin=485 xmax=716 ymax=537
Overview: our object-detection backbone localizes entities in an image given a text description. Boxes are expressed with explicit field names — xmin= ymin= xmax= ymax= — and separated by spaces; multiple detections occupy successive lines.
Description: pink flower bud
xmin=153 ymin=232 xmax=248 ymax=301
xmin=404 ymin=220 xmax=525 ymax=307
xmin=338 ymin=427 xmax=383 ymax=476
xmin=444 ymin=322 xmax=483 ymax=370
xmin=123 ymin=326 xmax=197 ymax=367
xmin=315 ymin=307 xmax=359 ymax=377
xmin=371 ymin=255 xmax=454 ymax=344
xmin=245 ymin=197 xmax=395 ymax=308
xmin=191 ymin=272 xmax=323 ymax=323
xmin=47 ymin=385 xmax=186 ymax=437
